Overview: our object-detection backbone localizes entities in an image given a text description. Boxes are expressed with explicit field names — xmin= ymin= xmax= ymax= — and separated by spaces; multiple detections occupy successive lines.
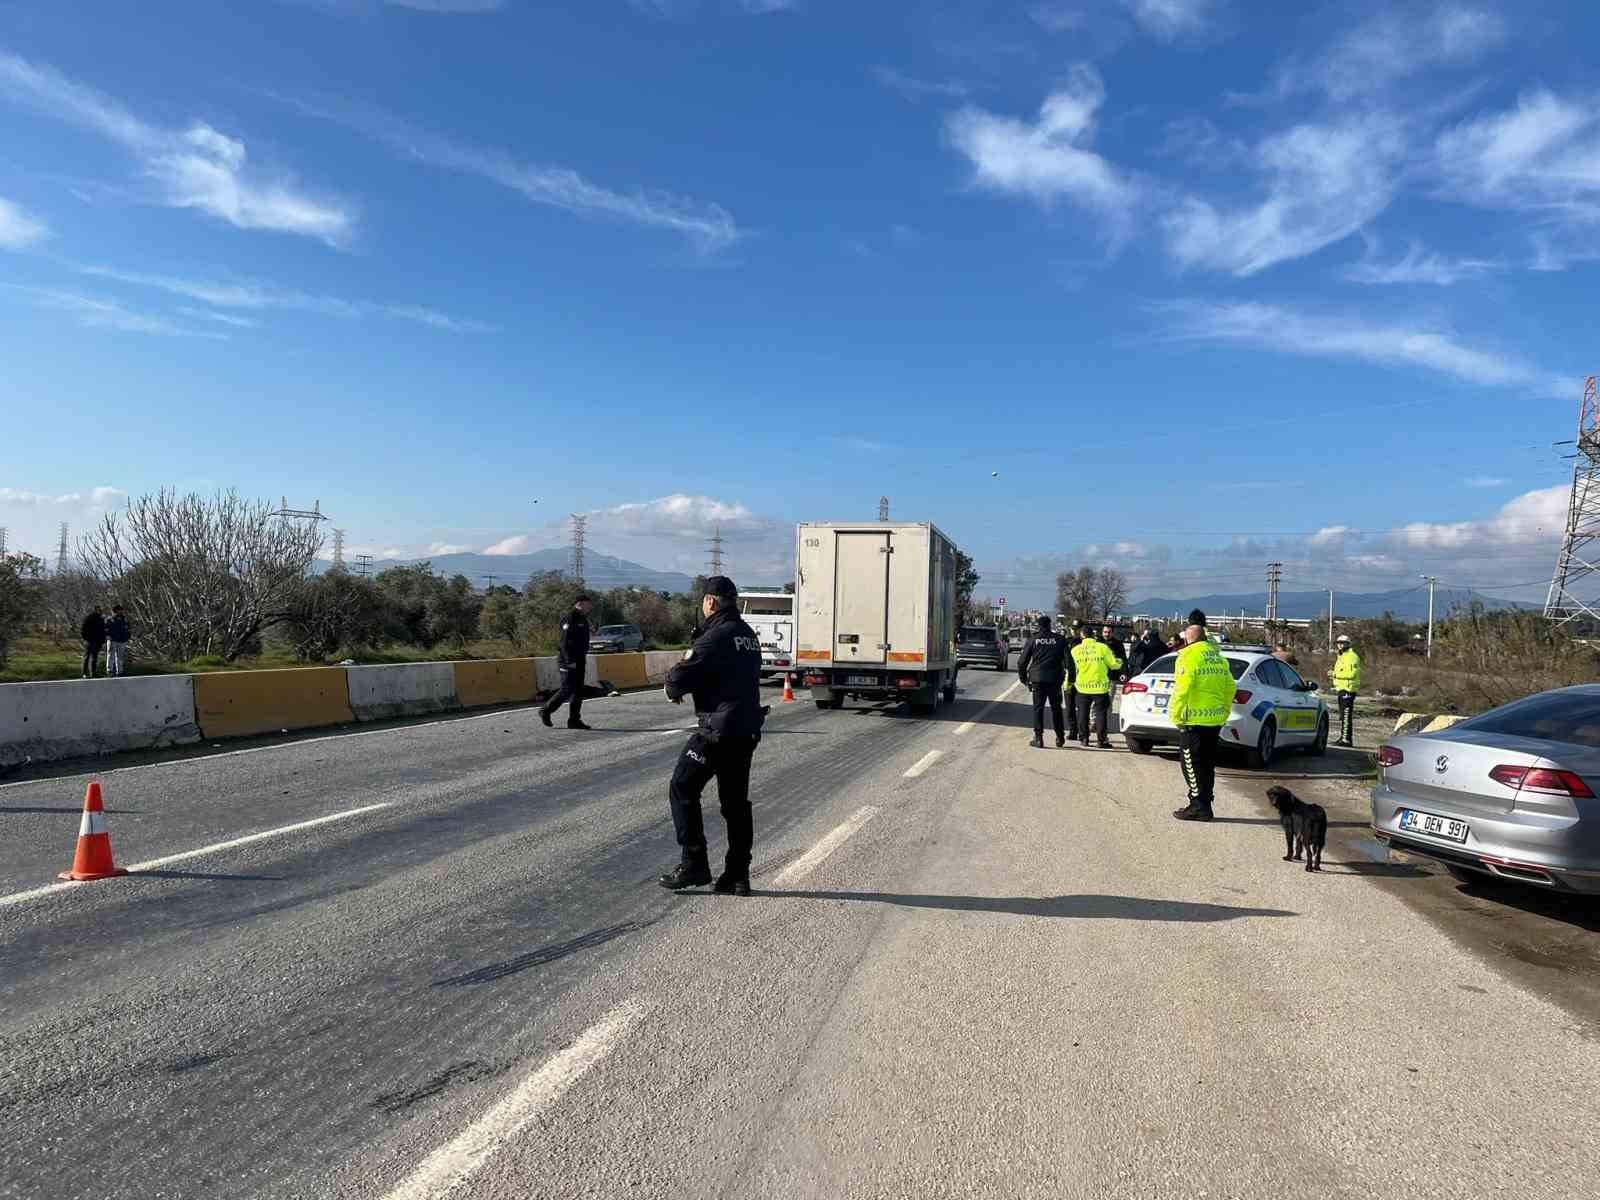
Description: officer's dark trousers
xmin=1337 ymin=691 xmax=1356 ymax=743
xmin=81 ymin=642 xmax=104 ymax=678
xmin=670 ymin=732 xmax=759 ymax=873
xmin=1064 ymin=685 xmax=1079 ymax=738
xmin=1179 ymin=725 xmax=1222 ymax=807
xmin=1031 ymin=683 xmax=1064 ymax=742
xmin=1074 ymin=691 xmax=1110 ymax=742
xmin=540 ymin=666 xmax=584 ymax=723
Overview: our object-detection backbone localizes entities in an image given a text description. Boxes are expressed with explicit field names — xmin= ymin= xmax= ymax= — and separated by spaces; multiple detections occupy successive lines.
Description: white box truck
xmin=739 ymin=591 xmax=796 ymax=679
xmin=794 ymin=522 xmax=960 ymax=714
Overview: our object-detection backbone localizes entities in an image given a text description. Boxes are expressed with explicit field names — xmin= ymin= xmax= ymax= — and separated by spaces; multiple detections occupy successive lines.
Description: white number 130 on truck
xmin=794 ymin=522 xmax=960 ymax=714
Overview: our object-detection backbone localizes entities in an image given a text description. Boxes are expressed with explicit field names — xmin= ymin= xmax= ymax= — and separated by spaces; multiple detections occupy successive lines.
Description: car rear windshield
xmin=1141 ymin=654 xmax=1249 ymax=680
xmin=959 ymin=628 xmax=998 ymax=643
xmin=1458 ymin=691 xmax=1600 ymax=749
xmin=597 ymin=626 xmax=630 ymax=636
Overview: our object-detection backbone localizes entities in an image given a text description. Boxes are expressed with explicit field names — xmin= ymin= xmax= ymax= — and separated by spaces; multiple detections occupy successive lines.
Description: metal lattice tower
xmin=354 ymin=553 xmax=373 ymax=578
xmin=0 ymin=527 xmax=8 ymax=557
xmin=570 ymin=514 xmax=588 ymax=585
xmin=55 ymin=522 xmax=69 ymax=574
xmin=1545 ymin=376 xmax=1600 ymax=627
xmin=708 ymin=525 xmax=725 ymax=577
xmin=271 ymin=497 xmax=327 ymax=523
xmin=1266 ymin=562 xmax=1282 ymax=623
xmin=878 ymin=496 xmax=890 ymax=521
xmin=331 ymin=529 xmax=346 ymax=571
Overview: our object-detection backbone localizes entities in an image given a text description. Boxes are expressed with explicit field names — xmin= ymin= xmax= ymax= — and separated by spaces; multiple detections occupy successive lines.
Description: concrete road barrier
xmin=0 ymin=675 xmax=200 ymax=764
xmin=533 ymin=658 xmax=601 ymax=694
xmin=455 ymin=659 xmax=538 ymax=708
xmin=194 ymin=668 xmax=355 ymax=739
xmin=1392 ymin=712 xmax=1470 ymax=736
xmin=643 ymin=651 xmax=683 ymax=685
xmin=594 ymin=653 xmax=648 ymax=690
xmin=347 ymin=663 xmax=460 ymax=721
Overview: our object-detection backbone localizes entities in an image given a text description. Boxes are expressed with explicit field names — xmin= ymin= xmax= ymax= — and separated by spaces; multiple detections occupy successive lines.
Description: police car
xmin=1119 ymin=644 xmax=1329 ymax=768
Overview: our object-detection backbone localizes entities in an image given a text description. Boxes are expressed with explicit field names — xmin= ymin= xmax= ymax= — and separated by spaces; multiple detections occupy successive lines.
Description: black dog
xmin=1267 ymin=786 xmax=1327 ymax=872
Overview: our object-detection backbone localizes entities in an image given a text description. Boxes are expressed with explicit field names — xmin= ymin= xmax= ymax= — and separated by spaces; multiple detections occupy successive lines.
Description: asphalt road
xmin=2 ymin=671 xmax=1598 ymax=1199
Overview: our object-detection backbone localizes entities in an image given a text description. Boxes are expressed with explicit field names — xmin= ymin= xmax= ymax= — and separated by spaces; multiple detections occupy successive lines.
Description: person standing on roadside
xmin=1100 ymin=624 xmax=1128 ymax=688
xmin=80 ymin=606 xmax=106 ymax=679
xmin=1171 ymin=609 xmax=1236 ymax=823
xmin=105 ymin=605 xmax=132 ymax=677
xmin=1125 ymin=625 xmax=1167 ymax=679
xmin=1019 ymin=614 xmax=1069 ymax=748
xmin=1070 ymin=626 xmax=1122 ymax=748
xmin=659 ymin=576 xmax=765 ymax=896
xmin=539 ymin=595 xmax=594 ymax=730
xmin=1062 ymin=620 xmax=1085 ymax=742
xmin=1329 ymin=633 xmax=1362 ymax=747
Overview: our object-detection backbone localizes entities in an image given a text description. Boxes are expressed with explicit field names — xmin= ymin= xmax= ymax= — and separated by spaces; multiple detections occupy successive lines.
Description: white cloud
xmin=0 ymin=283 xmax=228 ymax=339
xmin=873 ymin=66 xmax=969 ymax=102
xmin=1120 ymin=0 xmax=1215 ymax=39
xmin=0 ymin=196 xmax=48 ymax=249
xmin=1389 ymin=485 xmax=1567 ymax=551
xmin=590 ymin=493 xmax=774 ymax=540
xmin=1272 ymin=5 xmax=1506 ymax=103
xmin=278 ymin=93 xmax=739 ymax=252
xmin=385 ymin=0 xmax=505 ymax=11
xmin=738 ymin=0 xmax=798 ymax=11
xmin=1308 ymin=525 xmax=1353 ymax=547
xmin=1164 ymin=116 xmax=1403 ymax=275
xmin=1341 ymin=239 xmax=1499 ymax=286
xmin=427 ymin=541 xmax=475 ymax=555
xmin=0 ymin=52 xmax=354 ymax=246
xmin=1158 ymin=300 xmax=1563 ymax=392
xmin=177 ymin=306 xmax=262 ymax=329
xmin=76 ymin=265 xmax=492 ymax=331
xmin=946 ymin=66 xmax=1140 ymax=240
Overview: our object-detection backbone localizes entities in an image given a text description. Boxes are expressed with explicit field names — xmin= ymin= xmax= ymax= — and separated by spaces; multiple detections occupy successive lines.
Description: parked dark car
xmin=589 ymin=624 xmax=644 ymax=654
xmin=956 ymin=626 xmax=1008 ymax=671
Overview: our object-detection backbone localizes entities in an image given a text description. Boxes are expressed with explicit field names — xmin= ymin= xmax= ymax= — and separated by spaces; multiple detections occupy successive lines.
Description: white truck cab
xmin=740 ymin=591 xmax=796 ymax=679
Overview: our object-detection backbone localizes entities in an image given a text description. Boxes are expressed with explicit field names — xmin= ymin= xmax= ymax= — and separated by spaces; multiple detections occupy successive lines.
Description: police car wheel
xmin=1247 ymin=719 xmax=1277 ymax=770
xmin=1309 ymin=713 xmax=1329 ymax=757
xmin=1125 ymin=735 xmax=1152 ymax=755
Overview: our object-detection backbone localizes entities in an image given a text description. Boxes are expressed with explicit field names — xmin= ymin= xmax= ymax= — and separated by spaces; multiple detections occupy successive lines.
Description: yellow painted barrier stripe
xmin=454 ymin=659 xmax=537 ymax=708
xmin=193 ymin=667 xmax=355 ymax=739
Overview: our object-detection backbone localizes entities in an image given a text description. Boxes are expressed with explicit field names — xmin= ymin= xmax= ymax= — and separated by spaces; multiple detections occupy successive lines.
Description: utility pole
xmin=878 ymin=496 xmax=889 ymax=522
xmin=354 ymin=554 xmax=373 ymax=578
xmin=55 ymin=522 xmax=69 ymax=574
xmin=570 ymin=514 xmax=588 ymax=586
xmin=1266 ymin=562 xmax=1282 ymax=624
xmin=1426 ymin=576 xmax=1438 ymax=657
xmin=708 ymin=525 xmax=725 ymax=576
xmin=330 ymin=529 xmax=346 ymax=572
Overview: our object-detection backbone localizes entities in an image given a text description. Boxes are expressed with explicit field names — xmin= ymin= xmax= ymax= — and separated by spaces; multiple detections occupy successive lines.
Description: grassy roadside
xmin=0 ymin=633 xmax=685 ymax=685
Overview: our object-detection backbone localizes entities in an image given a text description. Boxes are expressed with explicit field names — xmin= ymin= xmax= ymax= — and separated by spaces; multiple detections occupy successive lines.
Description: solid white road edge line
xmin=380 ymin=999 xmax=646 ymax=1200
xmin=0 ymin=803 xmax=394 ymax=912
xmin=772 ymin=806 xmax=880 ymax=887
xmin=954 ymin=680 xmax=1022 ymax=735
xmin=903 ymin=750 xmax=943 ymax=778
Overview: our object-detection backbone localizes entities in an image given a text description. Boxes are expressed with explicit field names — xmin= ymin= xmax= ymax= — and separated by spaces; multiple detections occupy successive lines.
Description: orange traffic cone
xmin=782 ymin=673 xmax=796 ymax=703
xmin=57 ymin=781 xmax=129 ymax=882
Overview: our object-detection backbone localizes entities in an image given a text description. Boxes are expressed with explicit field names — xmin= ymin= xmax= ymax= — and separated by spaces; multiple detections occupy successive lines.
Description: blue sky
xmin=1 ymin=0 xmax=1597 ymax=610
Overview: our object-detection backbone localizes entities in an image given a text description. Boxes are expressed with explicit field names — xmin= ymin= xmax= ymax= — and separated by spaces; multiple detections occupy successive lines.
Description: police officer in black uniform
xmin=539 ymin=594 xmax=593 ymax=730
xmin=659 ymin=576 xmax=766 ymax=896
xmin=1063 ymin=619 xmax=1085 ymax=741
xmin=1018 ymin=614 xmax=1069 ymax=748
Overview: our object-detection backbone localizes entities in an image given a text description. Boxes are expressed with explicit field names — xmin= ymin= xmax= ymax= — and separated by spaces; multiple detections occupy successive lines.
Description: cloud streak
xmin=0 ymin=51 xmax=354 ymax=245
xmin=1 ymin=283 xmax=229 ymax=339
xmin=0 ymin=196 xmax=48 ymax=249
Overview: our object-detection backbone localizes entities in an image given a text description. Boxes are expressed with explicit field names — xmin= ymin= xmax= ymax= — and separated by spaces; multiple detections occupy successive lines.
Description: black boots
xmin=1029 ymin=735 xmax=1044 ymax=748
xmin=1172 ymin=803 xmax=1214 ymax=822
xmin=539 ymin=710 xmax=553 ymax=727
xmin=658 ymin=858 xmax=712 ymax=890
xmin=567 ymin=720 xmax=593 ymax=731
xmin=713 ymin=871 xmax=751 ymax=896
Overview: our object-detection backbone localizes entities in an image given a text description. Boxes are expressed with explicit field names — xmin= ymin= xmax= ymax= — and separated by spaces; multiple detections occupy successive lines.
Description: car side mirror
xmin=1301 ymin=681 xmax=1318 ymax=692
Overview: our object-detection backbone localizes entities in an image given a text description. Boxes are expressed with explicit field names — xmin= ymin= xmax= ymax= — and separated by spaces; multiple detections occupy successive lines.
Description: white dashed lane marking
xmin=772 ymin=806 xmax=880 ymax=887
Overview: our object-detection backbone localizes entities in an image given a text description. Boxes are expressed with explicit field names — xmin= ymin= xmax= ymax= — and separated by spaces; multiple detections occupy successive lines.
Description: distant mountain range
xmin=1128 ymin=588 xmax=1538 ymax=623
xmin=316 ymin=549 xmax=698 ymax=594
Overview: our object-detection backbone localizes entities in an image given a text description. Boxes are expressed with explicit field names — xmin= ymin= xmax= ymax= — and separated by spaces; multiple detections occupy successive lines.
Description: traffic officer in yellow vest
xmin=1171 ymin=609 xmax=1236 ymax=822
xmin=1329 ymin=633 xmax=1362 ymax=747
xmin=1069 ymin=626 xmax=1122 ymax=748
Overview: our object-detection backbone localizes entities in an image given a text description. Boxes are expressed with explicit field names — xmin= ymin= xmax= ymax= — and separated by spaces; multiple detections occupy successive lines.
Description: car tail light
xmin=1377 ymin=745 xmax=1403 ymax=767
xmin=1233 ymin=690 xmax=1252 ymax=705
xmin=1123 ymin=681 xmax=1148 ymax=694
xmin=1488 ymin=765 xmax=1595 ymax=798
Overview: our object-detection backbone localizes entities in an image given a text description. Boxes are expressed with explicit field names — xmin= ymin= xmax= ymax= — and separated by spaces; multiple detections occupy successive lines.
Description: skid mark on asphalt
xmin=771 ymin=806 xmax=879 ymax=887
xmin=379 ymin=998 xmax=646 ymax=1200
xmin=434 ymin=920 xmax=655 ymax=987
xmin=372 ymin=1060 xmax=507 ymax=1115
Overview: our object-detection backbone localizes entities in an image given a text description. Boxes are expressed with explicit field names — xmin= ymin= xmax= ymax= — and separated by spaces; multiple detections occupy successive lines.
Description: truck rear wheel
xmin=942 ymin=676 xmax=957 ymax=704
xmin=814 ymin=690 xmax=842 ymax=710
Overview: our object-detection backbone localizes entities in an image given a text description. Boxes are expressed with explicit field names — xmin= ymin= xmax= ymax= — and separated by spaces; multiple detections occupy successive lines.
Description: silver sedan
xmin=1372 ymin=685 xmax=1600 ymax=893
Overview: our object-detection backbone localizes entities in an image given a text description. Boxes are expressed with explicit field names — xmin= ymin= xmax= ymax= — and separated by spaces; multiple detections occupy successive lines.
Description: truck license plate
xmin=1398 ymin=809 xmax=1470 ymax=843
xmin=847 ymin=675 xmax=877 ymax=686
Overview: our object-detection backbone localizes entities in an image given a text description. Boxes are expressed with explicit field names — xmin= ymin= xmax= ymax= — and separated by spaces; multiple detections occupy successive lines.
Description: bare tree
xmin=40 ymin=569 xmax=107 ymax=644
xmin=1093 ymin=567 xmax=1128 ymax=620
xmin=1060 ymin=566 xmax=1098 ymax=620
xmin=79 ymin=490 xmax=323 ymax=662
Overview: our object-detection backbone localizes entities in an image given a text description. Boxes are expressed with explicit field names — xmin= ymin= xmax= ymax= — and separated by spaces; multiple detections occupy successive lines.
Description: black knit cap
xmin=1188 ymin=608 xmax=1207 ymax=627
xmin=703 ymin=575 xmax=738 ymax=602
xmin=1036 ymin=614 xmax=1051 ymax=630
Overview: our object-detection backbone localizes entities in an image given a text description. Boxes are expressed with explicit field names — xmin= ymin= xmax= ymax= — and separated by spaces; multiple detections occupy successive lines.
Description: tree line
xmin=1055 ymin=566 xmax=1129 ymax=622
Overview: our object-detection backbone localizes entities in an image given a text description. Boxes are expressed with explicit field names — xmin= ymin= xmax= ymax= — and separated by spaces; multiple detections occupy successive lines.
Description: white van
xmin=740 ymin=591 xmax=796 ymax=680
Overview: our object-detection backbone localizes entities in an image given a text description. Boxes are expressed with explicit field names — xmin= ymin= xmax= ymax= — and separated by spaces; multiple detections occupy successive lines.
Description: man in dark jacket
xmin=105 ymin=605 xmax=132 ymax=677
xmin=1063 ymin=620 xmax=1085 ymax=741
xmin=539 ymin=595 xmax=593 ymax=730
xmin=1125 ymin=627 xmax=1168 ymax=679
xmin=1018 ymin=614 xmax=1069 ymax=748
xmin=80 ymin=607 xmax=106 ymax=678
xmin=1100 ymin=624 xmax=1128 ymax=686
xmin=659 ymin=576 xmax=766 ymax=895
